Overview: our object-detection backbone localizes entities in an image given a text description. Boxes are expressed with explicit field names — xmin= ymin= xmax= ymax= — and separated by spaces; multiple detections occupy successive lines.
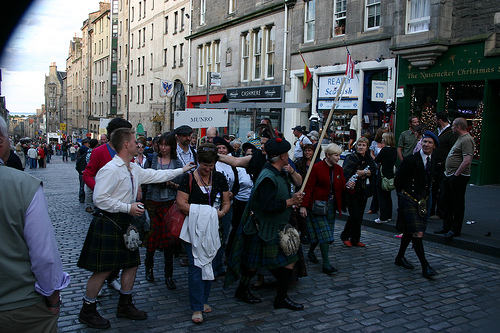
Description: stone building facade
xmin=44 ymin=62 xmax=66 ymax=134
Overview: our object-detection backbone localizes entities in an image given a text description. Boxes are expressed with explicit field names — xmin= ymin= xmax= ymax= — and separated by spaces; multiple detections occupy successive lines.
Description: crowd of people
xmin=0 ymin=110 xmax=474 ymax=330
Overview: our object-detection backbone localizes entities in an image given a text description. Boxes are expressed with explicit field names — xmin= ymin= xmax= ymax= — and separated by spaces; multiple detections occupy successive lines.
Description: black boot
xmin=79 ymin=299 xmax=111 ymax=329
xmin=272 ymin=268 xmax=304 ymax=311
xmin=116 ymin=293 xmax=148 ymax=320
xmin=164 ymin=248 xmax=176 ymax=289
xmin=235 ymin=284 xmax=262 ymax=304
xmin=145 ymin=268 xmax=154 ymax=282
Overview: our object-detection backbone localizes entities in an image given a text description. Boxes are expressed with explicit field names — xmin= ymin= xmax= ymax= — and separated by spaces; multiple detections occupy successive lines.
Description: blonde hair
xmin=381 ymin=132 xmax=395 ymax=147
xmin=324 ymin=143 xmax=342 ymax=156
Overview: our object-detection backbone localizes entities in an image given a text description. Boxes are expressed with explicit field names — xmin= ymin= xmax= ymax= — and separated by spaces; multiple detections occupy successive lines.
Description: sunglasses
xmin=137 ymin=145 xmax=144 ymax=148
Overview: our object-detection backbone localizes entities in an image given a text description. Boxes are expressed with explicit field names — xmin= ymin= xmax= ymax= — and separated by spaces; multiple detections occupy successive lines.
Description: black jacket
xmin=395 ymin=152 xmax=436 ymax=200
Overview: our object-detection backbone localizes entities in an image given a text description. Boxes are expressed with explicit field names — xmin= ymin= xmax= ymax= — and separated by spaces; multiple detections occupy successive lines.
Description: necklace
xmin=197 ymin=168 xmax=212 ymax=205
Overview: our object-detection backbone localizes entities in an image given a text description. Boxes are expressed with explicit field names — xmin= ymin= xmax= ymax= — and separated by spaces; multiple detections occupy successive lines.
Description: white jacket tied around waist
xmin=180 ymin=204 xmax=220 ymax=280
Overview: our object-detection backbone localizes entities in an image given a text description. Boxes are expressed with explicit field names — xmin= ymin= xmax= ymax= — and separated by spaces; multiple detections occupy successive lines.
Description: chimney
xmin=49 ymin=62 xmax=57 ymax=75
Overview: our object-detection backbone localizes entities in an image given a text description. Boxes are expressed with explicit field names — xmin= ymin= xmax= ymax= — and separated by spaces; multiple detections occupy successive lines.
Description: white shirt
xmin=215 ymin=161 xmax=236 ymax=192
xmin=294 ymin=134 xmax=312 ymax=160
xmin=94 ymin=155 xmax=184 ymax=213
xmin=235 ymin=167 xmax=253 ymax=201
xmin=419 ymin=149 xmax=431 ymax=168
xmin=437 ymin=124 xmax=450 ymax=136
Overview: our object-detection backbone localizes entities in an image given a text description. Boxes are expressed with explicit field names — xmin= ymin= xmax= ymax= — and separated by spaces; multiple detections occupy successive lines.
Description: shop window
xmin=407 ymin=0 xmax=430 ymax=33
xmin=444 ymin=82 xmax=484 ymax=160
xmin=409 ymin=84 xmax=438 ymax=132
xmin=366 ymin=0 xmax=380 ymax=30
xmin=304 ymin=0 xmax=315 ymax=42
xmin=333 ymin=0 xmax=345 ymax=36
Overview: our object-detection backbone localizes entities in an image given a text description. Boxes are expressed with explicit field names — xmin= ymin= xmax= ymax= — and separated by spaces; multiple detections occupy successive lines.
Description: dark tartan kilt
xmin=77 ymin=213 xmax=140 ymax=273
xmin=396 ymin=193 xmax=427 ymax=234
xmin=306 ymin=203 xmax=336 ymax=244
xmin=242 ymin=232 xmax=298 ymax=270
xmin=144 ymin=199 xmax=177 ymax=251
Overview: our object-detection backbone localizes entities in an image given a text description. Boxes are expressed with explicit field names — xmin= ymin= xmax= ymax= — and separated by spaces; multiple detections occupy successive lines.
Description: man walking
xmin=429 ymin=112 xmax=457 ymax=219
xmin=397 ymin=116 xmax=420 ymax=162
xmin=77 ymin=128 xmax=195 ymax=329
xmin=434 ymin=117 xmax=474 ymax=239
xmin=77 ymin=139 xmax=91 ymax=203
xmin=0 ymin=116 xmax=70 ymax=332
xmin=394 ymin=131 xmax=439 ymax=279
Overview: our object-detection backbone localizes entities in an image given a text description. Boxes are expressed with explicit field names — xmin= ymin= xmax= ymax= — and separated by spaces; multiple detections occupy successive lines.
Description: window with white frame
xmin=174 ymin=11 xmax=178 ymax=33
xmin=150 ymin=53 xmax=153 ymax=69
xmin=366 ymin=0 xmax=380 ymax=30
xmin=137 ymin=57 xmax=140 ymax=76
xmin=173 ymin=45 xmax=177 ymax=68
xmin=229 ymin=0 xmax=235 ymax=14
xmin=138 ymin=2 xmax=141 ymax=20
xmin=265 ymin=26 xmax=275 ymax=79
xmin=165 ymin=16 xmax=168 ymax=34
xmin=334 ymin=0 xmax=346 ymax=36
xmin=181 ymin=8 xmax=185 ymax=31
xmin=131 ymin=6 xmax=134 ymax=21
xmin=213 ymin=41 xmax=220 ymax=73
xmin=200 ymin=0 xmax=206 ymax=25
xmin=179 ymin=43 xmax=184 ymax=67
xmin=205 ymin=43 xmax=212 ymax=73
xmin=253 ymin=29 xmax=262 ymax=80
xmin=198 ymin=46 xmax=204 ymax=86
xmin=138 ymin=30 xmax=141 ymax=48
xmin=407 ymin=0 xmax=430 ymax=33
xmin=241 ymin=33 xmax=250 ymax=81
xmin=163 ymin=48 xmax=167 ymax=66
xmin=304 ymin=0 xmax=315 ymax=42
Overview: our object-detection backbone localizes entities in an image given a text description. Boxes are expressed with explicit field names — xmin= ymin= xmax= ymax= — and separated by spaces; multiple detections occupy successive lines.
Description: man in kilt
xmin=77 ymin=128 xmax=195 ymax=329
xmin=225 ymin=137 xmax=305 ymax=311
xmin=394 ymin=131 xmax=439 ymax=279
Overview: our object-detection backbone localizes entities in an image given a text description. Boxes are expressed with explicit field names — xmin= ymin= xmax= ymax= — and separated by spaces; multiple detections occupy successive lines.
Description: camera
xmin=137 ymin=204 xmax=144 ymax=210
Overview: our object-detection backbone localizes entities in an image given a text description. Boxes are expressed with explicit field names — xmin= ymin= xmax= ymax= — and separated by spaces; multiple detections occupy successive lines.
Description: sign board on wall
xmin=371 ymin=81 xmax=387 ymax=102
xmin=317 ymin=99 xmax=359 ymax=110
xmin=227 ymin=85 xmax=282 ymax=100
xmin=318 ymin=76 xmax=359 ymax=99
xmin=174 ymin=109 xmax=229 ymax=129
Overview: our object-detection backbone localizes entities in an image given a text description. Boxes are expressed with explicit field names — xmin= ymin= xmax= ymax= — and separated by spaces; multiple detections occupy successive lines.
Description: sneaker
xmin=374 ymin=218 xmax=388 ymax=224
xmin=108 ymin=279 xmax=121 ymax=291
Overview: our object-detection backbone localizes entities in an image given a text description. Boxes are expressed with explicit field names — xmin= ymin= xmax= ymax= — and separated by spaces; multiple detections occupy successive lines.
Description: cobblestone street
xmin=28 ymin=157 xmax=500 ymax=332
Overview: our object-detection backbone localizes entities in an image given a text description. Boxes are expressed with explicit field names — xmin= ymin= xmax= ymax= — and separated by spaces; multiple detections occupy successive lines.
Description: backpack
xmin=76 ymin=152 xmax=88 ymax=173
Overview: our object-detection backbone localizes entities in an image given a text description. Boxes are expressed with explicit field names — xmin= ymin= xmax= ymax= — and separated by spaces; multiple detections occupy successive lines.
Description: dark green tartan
xmin=77 ymin=213 xmax=141 ymax=273
xmin=243 ymin=232 xmax=298 ymax=270
xmin=306 ymin=203 xmax=336 ymax=244
xmin=396 ymin=193 xmax=427 ymax=233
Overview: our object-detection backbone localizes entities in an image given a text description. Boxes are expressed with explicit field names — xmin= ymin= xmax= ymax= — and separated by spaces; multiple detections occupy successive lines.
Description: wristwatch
xmin=46 ymin=296 xmax=62 ymax=308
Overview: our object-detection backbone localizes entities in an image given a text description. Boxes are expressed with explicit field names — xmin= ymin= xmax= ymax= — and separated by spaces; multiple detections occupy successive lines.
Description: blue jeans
xmin=182 ymin=241 xmax=212 ymax=312
xmin=30 ymin=157 xmax=37 ymax=169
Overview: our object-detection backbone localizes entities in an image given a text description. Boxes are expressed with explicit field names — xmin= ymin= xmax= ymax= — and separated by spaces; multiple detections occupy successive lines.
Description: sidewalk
xmin=356 ymin=184 xmax=500 ymax=258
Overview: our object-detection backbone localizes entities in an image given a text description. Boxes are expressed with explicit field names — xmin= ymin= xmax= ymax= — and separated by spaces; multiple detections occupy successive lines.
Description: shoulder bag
xmin=380 ymin=167 xmax=395 ymax=192
xmin=165 ymin=173 xmax=192 ymax=239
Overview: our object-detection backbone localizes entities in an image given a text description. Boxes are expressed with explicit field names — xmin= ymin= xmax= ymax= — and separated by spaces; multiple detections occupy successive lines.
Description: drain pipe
xmin=282 ymin=2 xmax=288 ymax=85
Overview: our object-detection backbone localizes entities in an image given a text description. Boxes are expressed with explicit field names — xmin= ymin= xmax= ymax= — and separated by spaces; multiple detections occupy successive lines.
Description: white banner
xmin=160 ymin=80 xmax=174 ymax=98
xmin=371 ymin=80 xmax=387 ymax=102
xmin=317 ymin=99 xmax=359 ymax=110
xmin=318 ymin=75 xmax=359 ymax=99
xmin=174 ymin=109 xmax=229 ymax=129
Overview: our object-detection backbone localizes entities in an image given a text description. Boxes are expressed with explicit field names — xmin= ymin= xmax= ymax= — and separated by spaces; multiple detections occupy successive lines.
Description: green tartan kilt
xmin=396 ymin=193 xmax=427 ymax=234
xmin=77 ymin=213 xmax=141 ymax=273
xmin=242 ymin=232 xmax=298 ymax=270
xmin=306 ymin=202 xmax=336 ymax=244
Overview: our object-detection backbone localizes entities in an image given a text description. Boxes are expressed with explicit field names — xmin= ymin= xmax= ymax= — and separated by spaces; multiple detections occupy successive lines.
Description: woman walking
xmin=374 ymin=132 xmax=397 ymax=223
xmin=300 ymin=143 xmax=347 ymax=274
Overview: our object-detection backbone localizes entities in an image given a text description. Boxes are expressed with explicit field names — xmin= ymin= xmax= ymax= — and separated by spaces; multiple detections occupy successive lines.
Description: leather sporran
xmin=278 ymin=224 xmax=301 ymax=256
xmin=312 ymin=200 xmax=329 ymax=216
xmin=123 ymin=224 xmax=142 ymax=251
xmin=417 ymin=198 xmax=428 ymax=218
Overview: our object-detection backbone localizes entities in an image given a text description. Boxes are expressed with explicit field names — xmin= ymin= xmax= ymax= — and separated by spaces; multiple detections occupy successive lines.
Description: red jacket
xmin=82 ymin=144 xmax=113 ymax=190
xmin=301 ymin=160 xmax=346 ymax=216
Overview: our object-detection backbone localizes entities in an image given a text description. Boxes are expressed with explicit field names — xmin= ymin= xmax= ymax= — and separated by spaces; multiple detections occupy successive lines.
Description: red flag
xmin=346 ymin=53 xmax=355 ymax=79
xmin=300 ymin=53 xmax=312 ymax=89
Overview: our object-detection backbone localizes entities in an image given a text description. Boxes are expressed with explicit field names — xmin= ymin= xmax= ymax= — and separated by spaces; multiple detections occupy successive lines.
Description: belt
xmin=401 ymin=190 xmax=427 ymax=203
xmin=98 ymin=211 xmax=130 ymax=221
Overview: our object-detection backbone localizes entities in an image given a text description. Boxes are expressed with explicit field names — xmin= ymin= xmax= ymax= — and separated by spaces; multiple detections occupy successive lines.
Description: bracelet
xmin=291 ymin=169 xmax=296 ymax=175
xmin=46 ymin=297 xmax=62 ymax=308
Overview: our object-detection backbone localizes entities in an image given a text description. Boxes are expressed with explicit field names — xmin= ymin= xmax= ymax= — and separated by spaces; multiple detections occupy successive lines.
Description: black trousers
xmin=442 ymin=175 xmax=469 ymax=234
xmin=341 ymin=193 xmax=368 ymax=245
xmin=378 ymin=183 xmax=393 ymax=221
xmin=430 ymin=164 xmax=446 ymax=217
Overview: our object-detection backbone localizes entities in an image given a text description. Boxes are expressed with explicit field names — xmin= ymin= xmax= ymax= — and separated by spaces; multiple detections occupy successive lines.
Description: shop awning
xmin=198 ymin=102 xmax=309 ymax=109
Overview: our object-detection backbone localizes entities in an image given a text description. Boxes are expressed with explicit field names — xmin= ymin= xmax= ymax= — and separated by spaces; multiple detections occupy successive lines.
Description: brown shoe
xmin=85 ymin=207 xmax=94 ymax=213
xmin=116 ymin=293 xmax=147 ymax=320
xmin=79 ymin=299 xmax=111 ymax=329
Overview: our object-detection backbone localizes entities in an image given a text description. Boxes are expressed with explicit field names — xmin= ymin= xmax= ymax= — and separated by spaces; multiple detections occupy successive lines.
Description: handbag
xmin=380 ymin=168 xmax=395 ymax=192
xmin=165 ymin=173 xmax=192 ymax=239
xmin=278 ymin=224 xmax=301 ymax=256
xmin=312 ymin=200 xmax=329 ymax=216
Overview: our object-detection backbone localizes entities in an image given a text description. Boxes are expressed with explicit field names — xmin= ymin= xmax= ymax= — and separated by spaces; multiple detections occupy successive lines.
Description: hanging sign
xmin=371 ymin=80 xmax=387 ymax=102
xmin=174 ymin=109 xmax=229 ymax=128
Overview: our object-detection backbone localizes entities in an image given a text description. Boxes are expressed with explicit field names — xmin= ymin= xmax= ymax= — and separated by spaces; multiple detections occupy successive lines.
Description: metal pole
xmin=206 ymin=71 xmax=211 ymax=106
xmin=300 ymin=77 xmax=346 ymax=193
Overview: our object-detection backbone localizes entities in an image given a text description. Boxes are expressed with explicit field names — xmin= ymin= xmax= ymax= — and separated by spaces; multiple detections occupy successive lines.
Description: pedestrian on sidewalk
xmin=394 ymin=131 xmax=439 ymax=279
xmin=77 ymin=128 xmax=195 ymax=329
xmin=374 ymin=132 xmax=397 ymax=223
xmin=341 ymin=137 xmax=376 ymax=247
xmin=0 ymin=116 xmax=71 ymax=333
xmin=434 ymin=117 xmax=474 ymax=239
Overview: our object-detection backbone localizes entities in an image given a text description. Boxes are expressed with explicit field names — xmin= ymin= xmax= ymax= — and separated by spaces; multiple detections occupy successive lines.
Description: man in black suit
xmin=430 ymin=112 xmax=457 ymax=219
xmin=394 ymin=131 xmax=439 ymax=279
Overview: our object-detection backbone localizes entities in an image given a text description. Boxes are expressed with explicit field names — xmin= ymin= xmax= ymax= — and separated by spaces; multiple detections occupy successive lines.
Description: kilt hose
xmin=306 ymin=203 xmax=336 ymax=244
xmin=78 ymin=212 xmax=140 ymax=273
xmin=396 ymin=192 xmax=428 ymax=234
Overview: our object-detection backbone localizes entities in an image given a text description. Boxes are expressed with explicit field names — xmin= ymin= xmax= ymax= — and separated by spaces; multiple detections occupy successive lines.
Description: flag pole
xmin=300 ymin=77 xmax=346 ymax=193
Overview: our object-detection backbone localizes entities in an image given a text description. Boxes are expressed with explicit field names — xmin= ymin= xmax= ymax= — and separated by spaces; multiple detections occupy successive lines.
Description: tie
xmin=425 ymin=157 xmax=431 ymax=181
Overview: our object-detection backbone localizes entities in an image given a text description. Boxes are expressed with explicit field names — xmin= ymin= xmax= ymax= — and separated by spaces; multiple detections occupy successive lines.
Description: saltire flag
xmin=160 ymin=79 xmax=174 ymax=98
xmin=346 ymin=52 xmax=355 ymax=79
xmin=300 ymin=52 xmax=312 ymax=89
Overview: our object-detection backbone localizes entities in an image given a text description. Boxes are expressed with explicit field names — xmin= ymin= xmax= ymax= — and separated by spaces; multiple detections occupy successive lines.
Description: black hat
xmin=423 ymin=131 xmax=439 ymax=147
xmin=213 ymin=136 xmax=234 ymax=153
xmin=82 ymin=138 xmax=90 ymax=144
xmin=242 ymin=142 xmax=257 ymax=153
xmin=264 ymin=137 xmax=291 ymax=158
xmin=174 ymin=125 xmax=194 ymax=136
xmin=292 ymin=125 xmax=303 ymax=132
